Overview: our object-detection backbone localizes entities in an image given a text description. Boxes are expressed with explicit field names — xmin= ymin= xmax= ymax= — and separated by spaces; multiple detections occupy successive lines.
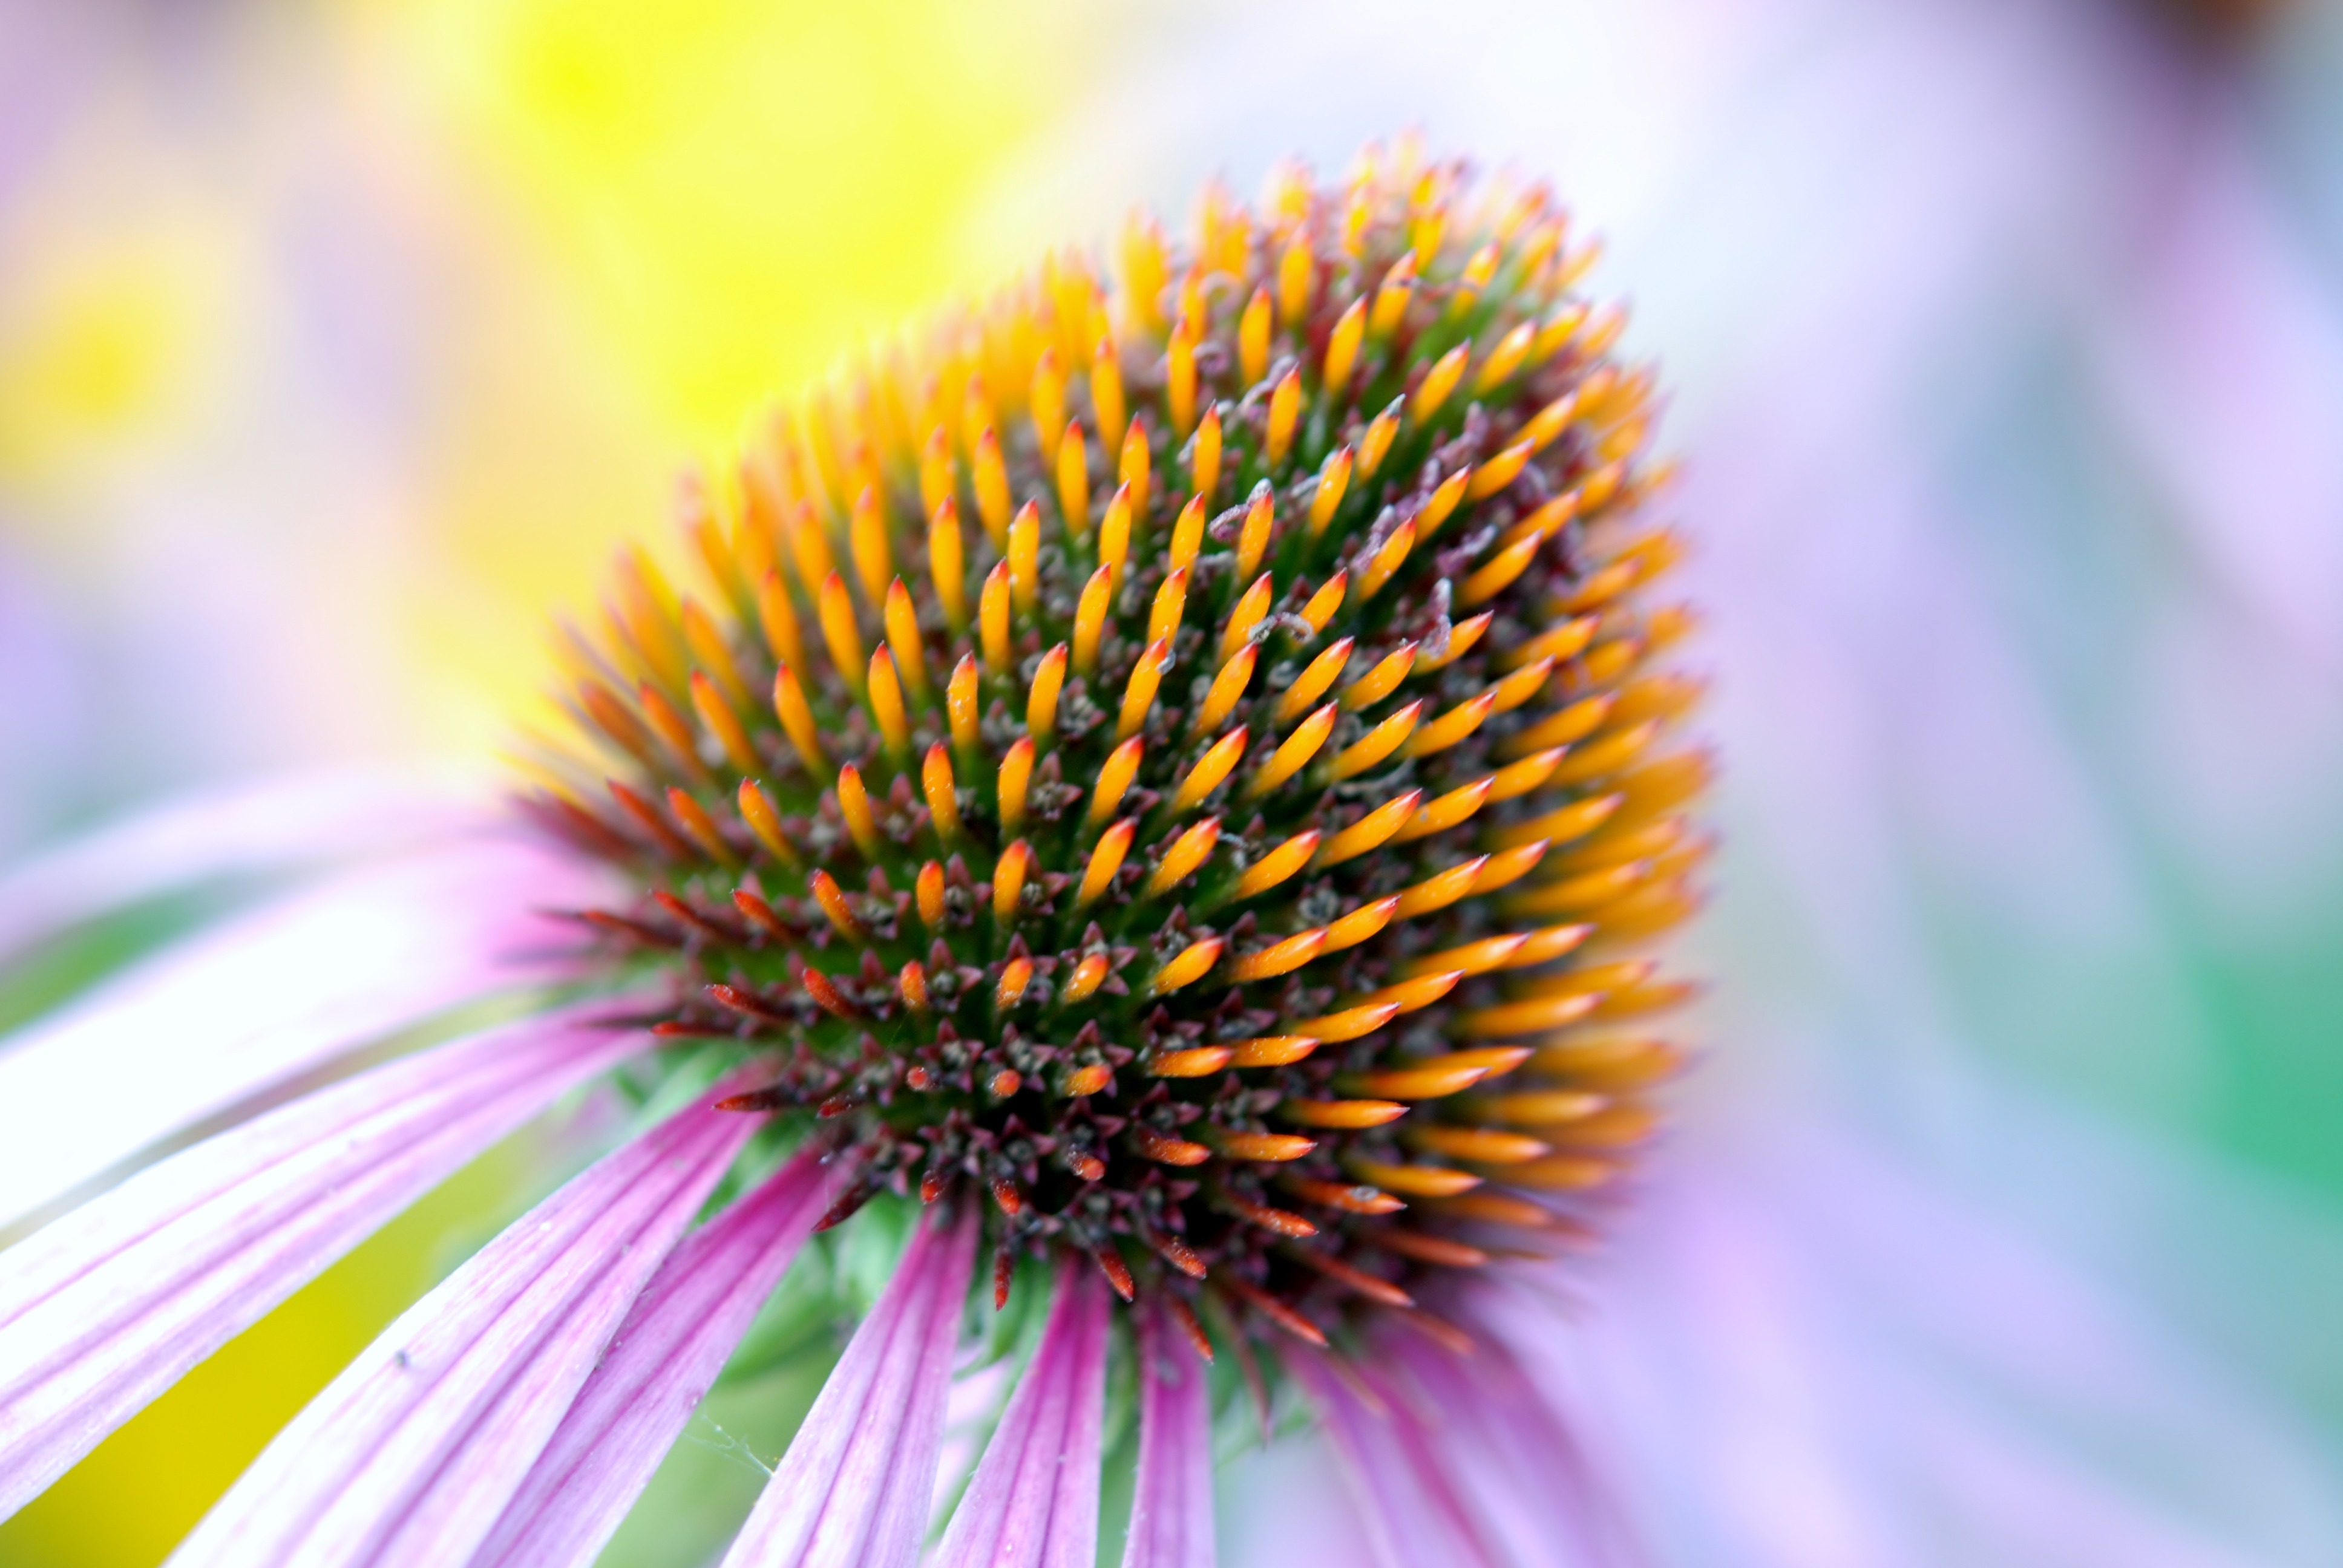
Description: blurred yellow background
xmin=0 ymin=0 xmax=1092 ymax=791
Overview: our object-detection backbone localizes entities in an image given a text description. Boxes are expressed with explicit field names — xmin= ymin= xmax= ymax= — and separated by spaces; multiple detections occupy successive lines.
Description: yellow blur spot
xmin=355 ymin=0 xmax=1083 ymax=751
xmin=377 ymin=0 xmax=1069 ymax=437
xmin=0 ymin=247 xmax=205 ymax=487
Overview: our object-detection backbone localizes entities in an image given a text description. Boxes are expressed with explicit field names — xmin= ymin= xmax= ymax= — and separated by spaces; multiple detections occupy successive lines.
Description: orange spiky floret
xmin=524 ymin=143 xmax=1705 ymax=1357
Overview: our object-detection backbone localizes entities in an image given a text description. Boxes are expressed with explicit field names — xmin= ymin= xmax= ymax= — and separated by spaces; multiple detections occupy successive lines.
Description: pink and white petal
xmin=1288 ymin=1350 xmax=1499 ymax=1568
xmin=167 ymin=1087 xmax=758 ymax=1568
xmin=0 ymin=838 xmax=602 ymax=1229
xmin=1372 ymin=1323 xmax=1638 ymax=1568
xmin=0 ymin=1005 xmax=647 ymax=1523
xmin=719 ymin=1206 xmax=977 ymax=1568
xmin=470 ymin=1146 xmax=844 ymax=1568
xmin=0 ymin=766 xmax=494 ymax=965
xmin=1119 ymin=1304 xmax=1216 ymax=1568
xmin=930 ymin=1267 xmax=1110 ymax=1568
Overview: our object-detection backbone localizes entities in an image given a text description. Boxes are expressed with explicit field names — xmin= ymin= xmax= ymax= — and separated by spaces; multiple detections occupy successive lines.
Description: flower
xmin=0 ymin=140 xmax=1704 ymax=1566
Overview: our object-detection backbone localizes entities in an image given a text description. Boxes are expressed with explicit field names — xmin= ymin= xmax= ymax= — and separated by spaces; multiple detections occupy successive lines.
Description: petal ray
xmin=166 ymin=1085 xmax=755 ymax=1568
xmin=0 ymin=1006 xmax=641 ymax=1523
xmin=1289 ymin=1350 xmax=1499 ymax=1568
xmin=0 ymin=768 xmax=487 ymax=966
xmin=470 ymin=1146 xmax=843 ymax=1568
xmin=720 ymin=1206 xmax=978 ymax=1568
xmin=0 ymin=841 xmax=598 ymax=1229
xmin=1370 ymin=1326 xmax=1634 ymax=1568
xmin=1119 ymin=1304 xmax=1216 ymax=1568
xmin=931 ymin=1267 xmax=1111 ymax=1568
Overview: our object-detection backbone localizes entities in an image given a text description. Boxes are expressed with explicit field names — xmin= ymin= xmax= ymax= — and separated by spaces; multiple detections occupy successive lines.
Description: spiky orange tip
xmin=525 ymin=142 xmax=1706 ymax=1354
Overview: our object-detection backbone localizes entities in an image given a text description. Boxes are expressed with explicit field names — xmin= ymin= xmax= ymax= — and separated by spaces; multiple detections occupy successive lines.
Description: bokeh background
xmin=3 ymin=0 xmax=2341 ymax=1562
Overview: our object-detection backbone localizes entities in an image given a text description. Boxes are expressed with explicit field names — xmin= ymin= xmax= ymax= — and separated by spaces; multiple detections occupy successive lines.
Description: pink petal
xmin=1120 ymin=1304 xmax=1217 ymax=1568
xmin=720 ymin=1206 xmax=978 ymax=1568
xmin=931 ymin=1266 xmax=1111 ymax=1568
xmin=1288 ymin=1348 xmax=1498 ymax=1568
xmin=1370 ymin=1324 xmax=1636 ymax=1568
xmin=0 ymin=1005 xmax=643 ymax=1523
xmin=0 ymin=838 xmax=600 ymax=1229
xmin=470 ymin=1145 xmax=844 ymax=1568
xmin=0 ymin=767 xmax=492 ymax=965
xmin=167 ymin=1086 xmax=757 ymax=1568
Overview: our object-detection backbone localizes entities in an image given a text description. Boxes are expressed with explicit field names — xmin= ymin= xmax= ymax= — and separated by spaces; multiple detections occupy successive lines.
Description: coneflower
xmin=0 ymin=141 xmax=1706 ymax=1567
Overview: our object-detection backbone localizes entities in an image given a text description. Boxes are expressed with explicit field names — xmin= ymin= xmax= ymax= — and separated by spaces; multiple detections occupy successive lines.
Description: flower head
xmin=0 ymin=140 xmax=1704 ymax=1567
xmin=532 ymin=145 xmax=1699 ymax=1339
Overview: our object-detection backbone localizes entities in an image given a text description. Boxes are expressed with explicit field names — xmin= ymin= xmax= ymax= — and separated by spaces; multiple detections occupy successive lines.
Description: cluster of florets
xmin=527 ymin=148 xmax=1707 ymax=1354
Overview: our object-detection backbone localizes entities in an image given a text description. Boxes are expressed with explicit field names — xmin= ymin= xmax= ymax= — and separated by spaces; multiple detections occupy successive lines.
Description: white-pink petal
xmin=930 ymin=1266 xmax=1111 ymax=1568
xmin=1289 ymin=1349 xmax=1499 ymax=1568
xmin=0 ymin=1005 xmax=643 ymax=1523
xmin=470 ymin=1146 xmax=844 ymax=1568
xmin=167 ymin=1088 xmax=757 ymax=1568
xmin=1121 ymin=1306 xmax=1216 ymax=1568
xmin=721 ymin=1207 xmax=977 ymax=1568
xmin=1373 ymin=1325 xmax=1635 ymax=1568
xmin=0 ymin=839 xmax=599 ymax=1229
xmin=0 ymin=767 xmax=492 ymax=965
